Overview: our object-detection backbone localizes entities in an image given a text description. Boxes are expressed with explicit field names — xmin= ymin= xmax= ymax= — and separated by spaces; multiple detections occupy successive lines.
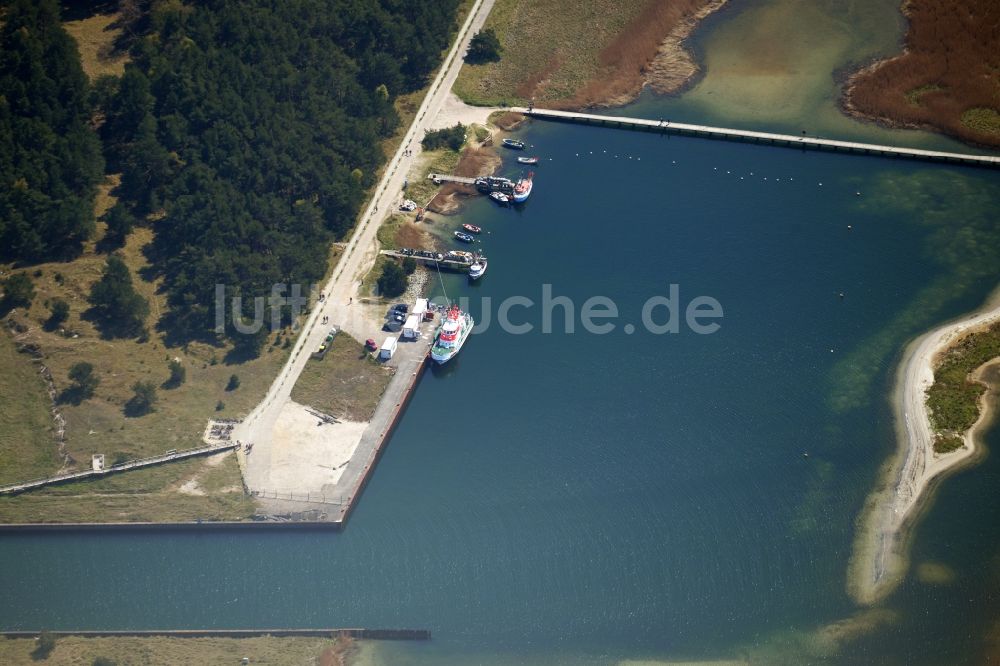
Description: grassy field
xmin=0 ymin=333 xmax=61 ymax=485
xmin=290 ymin=335 xmax=393 ymax=422
xmin=62 ymin=7 xmax=128 ymax=80
xmin=0 ymin=634 xmax=354 ymax=666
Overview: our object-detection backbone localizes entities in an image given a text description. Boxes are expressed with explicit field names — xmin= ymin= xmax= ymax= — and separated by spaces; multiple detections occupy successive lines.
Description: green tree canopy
xmin=61 ymin=361 xmax=100 ymax=404
xmin=45 ymin=297 xmax=70 ymax=330
xmin=164 ymin=358 xmax=186 ymax=388
xmin=87 ymin=255 xmax=149 ymax=338
xmin=422 ymin=124 xmax=466 ymax=151
xmin=377 ymin=260 xmax=407 ymax=297
xmin=0 ymin=273 xmax=35 ymax=313
xmin=100 ymin=0 xmax=460 ymax=349
xmin=0 ymin=0 xmax=104 ymax=262
xmin=100 ymin=201 xmax=138 ymax=251
xmin=125 ymin=380 xmax=158 ymax=416
xmin=465 ymin=28 xmax=502 ymax=65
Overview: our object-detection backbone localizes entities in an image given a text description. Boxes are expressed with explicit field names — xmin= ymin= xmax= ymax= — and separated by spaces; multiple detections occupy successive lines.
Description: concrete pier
xmin=512 ymin=107 xmax=1000 ymax=168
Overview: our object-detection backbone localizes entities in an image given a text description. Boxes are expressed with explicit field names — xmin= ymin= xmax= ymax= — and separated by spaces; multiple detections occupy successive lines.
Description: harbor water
xmin=2 ymin=0 xmax=1000 ymax=663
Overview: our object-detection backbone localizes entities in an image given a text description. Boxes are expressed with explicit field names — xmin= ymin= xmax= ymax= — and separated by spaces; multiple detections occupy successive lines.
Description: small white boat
xmin=517 ymin=156 xmax=539 ymax=165
xmin=490 ymin=191 xmax=509 ymax=204
xmin=502 ymin=139 xmax=526 ymax=150
xmin=469 ymin=256 xmax=488 ymax=280
xmin=454 ymin=231 xmax=475 ymax=243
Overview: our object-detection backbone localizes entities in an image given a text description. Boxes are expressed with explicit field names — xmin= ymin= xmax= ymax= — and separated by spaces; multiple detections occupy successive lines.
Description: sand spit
xmin=849 ymin=288 xmax=1000 ymax=605
xmin=645 ymin=0 xmax=728 ymax=97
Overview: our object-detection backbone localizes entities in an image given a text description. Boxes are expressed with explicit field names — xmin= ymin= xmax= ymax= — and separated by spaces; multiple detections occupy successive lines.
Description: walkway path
xmin=513 ymin=107 xmax=1000 ymax=167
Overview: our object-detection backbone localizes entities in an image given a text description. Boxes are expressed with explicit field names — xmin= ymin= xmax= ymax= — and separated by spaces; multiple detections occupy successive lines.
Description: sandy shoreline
xmin=848 ymin=286 xmax=1000 ymax=605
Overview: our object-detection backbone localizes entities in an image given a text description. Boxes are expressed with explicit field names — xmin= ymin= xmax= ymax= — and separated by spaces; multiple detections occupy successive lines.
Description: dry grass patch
xmin=453 ymin=0 xmax=717 ymax=108
xmin=290 ymin=334 xmax=392 ymax=422
xmin=62 ymin=9 xmax=128 ymax=80
xmin=0 ymin=634 xmax=352 ymax=666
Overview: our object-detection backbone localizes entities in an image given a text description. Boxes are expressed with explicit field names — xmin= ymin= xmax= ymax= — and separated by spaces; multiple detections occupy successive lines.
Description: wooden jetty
xmin=428 ymin=173 xmax=477 ymax=185
xmin=511 ymin=107 xmax=1000 ymax=168
xmin=0 ymin=442 xmax=238 ymax=496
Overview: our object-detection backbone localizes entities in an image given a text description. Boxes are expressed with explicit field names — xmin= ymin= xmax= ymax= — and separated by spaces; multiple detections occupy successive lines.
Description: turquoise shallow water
xmin=2 ymin=121 xmax=999 ymax=664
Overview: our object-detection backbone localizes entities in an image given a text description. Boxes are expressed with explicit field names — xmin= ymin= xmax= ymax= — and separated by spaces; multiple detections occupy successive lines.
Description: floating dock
xmin=511 ymin=107 xmax=1000 ymax=168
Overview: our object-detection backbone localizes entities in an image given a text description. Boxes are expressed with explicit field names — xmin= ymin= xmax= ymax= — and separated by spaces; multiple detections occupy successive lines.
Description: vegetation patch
xmin=904 ymin=84 xmax=944 ymax=107
xmin=846 ymin=0 xmax=1000 ymax=147
xmin=291 ymin=334 xmax=392 ymax=422
xmin=422 ymin=123 xmax=467 ymax=151
xmin=961 ymin=108 xmax=1000 ymax=136
xmin=452 ymin=0 xmax=716 ymax=108
xmin=926 ymin=322 xmax=1000 ymax=453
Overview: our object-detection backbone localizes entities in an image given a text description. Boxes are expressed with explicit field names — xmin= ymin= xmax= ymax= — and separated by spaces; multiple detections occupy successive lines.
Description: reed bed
xmin=846 ymin=0 xmax=1000 ymax=146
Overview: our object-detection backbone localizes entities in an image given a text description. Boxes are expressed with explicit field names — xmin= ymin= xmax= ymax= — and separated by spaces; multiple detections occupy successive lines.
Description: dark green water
xmin=3 ymin=1 xmax=1000 ymax=662
xmin=2 ymin=121 xmax=999 ymax=664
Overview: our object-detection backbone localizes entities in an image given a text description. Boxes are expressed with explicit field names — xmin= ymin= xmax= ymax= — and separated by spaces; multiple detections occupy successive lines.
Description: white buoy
xmin=856 ymin=191 xmax=861 ymax=196
xmin=819 ymin=182 xmax=823 ymax=186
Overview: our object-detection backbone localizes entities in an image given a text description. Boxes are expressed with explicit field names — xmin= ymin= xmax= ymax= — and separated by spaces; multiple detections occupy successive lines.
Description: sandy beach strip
xmin=849 ymin=287 xmax=1000 ymax=605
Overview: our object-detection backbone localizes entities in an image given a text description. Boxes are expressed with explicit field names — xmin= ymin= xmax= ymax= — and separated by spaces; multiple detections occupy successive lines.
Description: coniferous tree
xmin=45 ymin=298 xmax=70 ymax=330
xmin=0 ymin=273 xmax=35 ymax=313
xmin=100 ymin=202 xmax=137 ymax=250
xmin=125 ymin=380 xmax=157 ymax=416
xmin=0 ymin=0 xmax=103 ymax=262
xmin=87 ymin=255 xmax=149 ymax=338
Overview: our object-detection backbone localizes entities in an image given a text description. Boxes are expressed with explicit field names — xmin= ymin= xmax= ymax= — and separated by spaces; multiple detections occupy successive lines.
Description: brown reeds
xmin=556 ymin=0 xmax=711 ymax=108
xmin=845 ymin=0 xmax=1000 ymax=147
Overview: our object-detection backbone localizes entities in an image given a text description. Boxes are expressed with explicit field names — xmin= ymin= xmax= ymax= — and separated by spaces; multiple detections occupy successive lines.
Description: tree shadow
xmin=56 ymin=386 xmax=85 ymax=406
xmin=80 ymin=306 xmax=145 ymax=340
xmin=60 ymin=0 xmax=118 ymax=20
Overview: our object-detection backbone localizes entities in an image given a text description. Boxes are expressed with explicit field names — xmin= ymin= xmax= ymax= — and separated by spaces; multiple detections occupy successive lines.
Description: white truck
xmin=379 ymin=336 xmax=398 ymax=360
xmin=402 ymin=314 xmax=421 ymax=339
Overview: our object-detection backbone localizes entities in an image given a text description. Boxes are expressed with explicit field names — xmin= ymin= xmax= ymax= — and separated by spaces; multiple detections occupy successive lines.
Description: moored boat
xmin=430 ymin=304 xmax=473 ymax=364
xmin=454 ymin=231 xmax=475 ymax=243
xmin=502 ymin=138 xmax=526 ymax=150
xmin=469 ymin=256 xmax=488 ymax=280
xmin=512 ymin=172 xmax=533 ymax=203
xmin=462 ymin=223 xmax=481 ymax=234
xmin=517 ymin=156 xmax=539 ymax=165
xmin=490 ymin=191 xmax=509 ymax=205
